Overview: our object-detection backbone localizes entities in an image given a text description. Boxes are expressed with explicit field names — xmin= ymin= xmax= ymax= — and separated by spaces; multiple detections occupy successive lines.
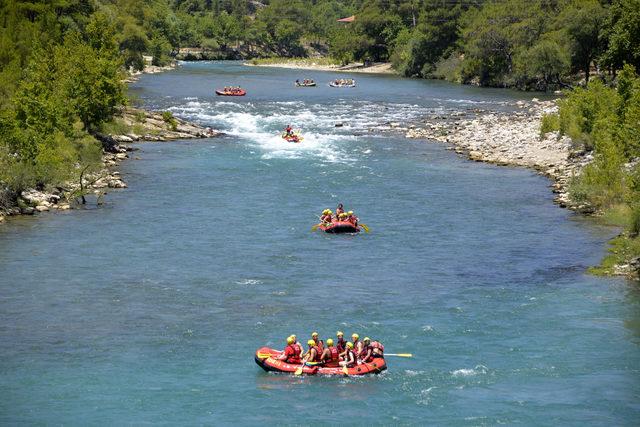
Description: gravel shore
xmin=404 ymin=99 xmax=593 ymax=213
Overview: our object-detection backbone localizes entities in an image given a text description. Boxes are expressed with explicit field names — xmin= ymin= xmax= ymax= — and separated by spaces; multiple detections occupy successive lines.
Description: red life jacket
xmin=314 ymin=339 xmax=324 ymax=354
xmin=285 ymin=344 xmax=301 ymax=363
xmin=336 ymin=338 xmax=346 ymax=352
xmin=329 ymin=346 xmax=339 ymax=362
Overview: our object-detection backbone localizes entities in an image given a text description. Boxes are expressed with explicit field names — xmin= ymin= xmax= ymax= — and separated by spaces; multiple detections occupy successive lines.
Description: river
xmin=1 ymin=61 xmax=639 ymax=425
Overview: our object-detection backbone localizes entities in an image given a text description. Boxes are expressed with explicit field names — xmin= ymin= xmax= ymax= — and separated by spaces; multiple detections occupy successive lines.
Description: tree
xmin=559 ymin=0 xmax=607 ymax=83
xmin=601 ymin=0 xmax=640 ymax=72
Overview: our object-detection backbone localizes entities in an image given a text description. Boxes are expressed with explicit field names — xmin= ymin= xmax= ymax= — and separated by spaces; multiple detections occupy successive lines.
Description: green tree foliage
xmin=0 ymin=2 xmax=125 ymax=198
xmin=601 ymin=0 xmax=640 ymax=72
xmin=558 ymin=65 xmax=640 ymax=211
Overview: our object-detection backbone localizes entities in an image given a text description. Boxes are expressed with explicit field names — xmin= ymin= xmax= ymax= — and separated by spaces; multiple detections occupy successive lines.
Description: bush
xmin=162 ymin=111 xmax=178 ymax=131
xmin=540 ymin=113 xmax=560 ymax=136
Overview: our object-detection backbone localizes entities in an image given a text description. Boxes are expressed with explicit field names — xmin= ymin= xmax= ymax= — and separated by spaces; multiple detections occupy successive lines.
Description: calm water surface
xmin=1 ymin=62 xmax=639 ymax=425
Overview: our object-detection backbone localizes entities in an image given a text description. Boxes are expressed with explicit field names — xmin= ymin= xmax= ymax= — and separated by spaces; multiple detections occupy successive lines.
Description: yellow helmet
xmin=346 ymin=342 xmax=354 ymax=348
xmin=348 ymin=211 xmax=353 ymax=215
xmin=287 ymin=336 xmax=294 ymax=345
xmin=336 ymin=331 xmax=344 ymax=337
xmin=328 ymin=210 xmax=333 ymax=214
xmin=326 ymin=338 xmax=334 ymax=346
xmin=311 ymin=332 xmax=319 ymax=338
xmin=291 ymin=334 xmax=297 ymax=340
xmin=307 ymin=339 xmax=316 ymax=347
xmin=364 ymin=337 xmax=371 ymax=343
xmin=352 ymin=333 xmax=359 ymax=340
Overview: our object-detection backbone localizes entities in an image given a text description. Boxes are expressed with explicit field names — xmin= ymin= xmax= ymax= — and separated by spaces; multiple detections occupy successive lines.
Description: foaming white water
xmin=169 ymin=99 xmax=369 ymax=163
xmin=451 ymin=365 xmax=488 ymax=377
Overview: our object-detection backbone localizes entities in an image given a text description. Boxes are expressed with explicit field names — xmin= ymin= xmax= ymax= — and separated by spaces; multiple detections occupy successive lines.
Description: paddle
xmin=295 ymin=348 xmax=311 ymax=375
xmin=257 ymin=353 xmax=272 ymax=359
xmin=359 ymin=223 xmax=370 ymax=233
xmin=311 ymin=223 xmax=321 ymax=231
xmin=384 ymin=353 xmax=413 ymax=358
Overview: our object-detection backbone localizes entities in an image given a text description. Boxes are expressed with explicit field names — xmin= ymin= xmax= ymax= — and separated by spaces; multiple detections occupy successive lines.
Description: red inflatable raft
xmin=282 ymin=134 xmax=303 ymax=143
xmin=215 ymin=89 xmax=246 ymax=96
xmin=319 ymin=221 xmax=360 ymax=234
xmin=255 ymin=347 xmax=386 ymax=376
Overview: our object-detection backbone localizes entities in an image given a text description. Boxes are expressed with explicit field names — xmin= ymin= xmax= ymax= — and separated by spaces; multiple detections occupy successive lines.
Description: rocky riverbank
xmin=0 ymin=108 xmax=220 ymax=222
xmin=404 ymin=99 xmax=594 ymax=213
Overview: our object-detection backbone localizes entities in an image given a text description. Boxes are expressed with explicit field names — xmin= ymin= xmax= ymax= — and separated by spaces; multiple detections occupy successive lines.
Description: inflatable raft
xmin=295 ymin=82 xmax=316 ymax=87
xmin=282 ymin=134 xmax=303 ymax=143
xmin=319 ymin=220 xmax=360 ymax=233
xmin=215 ymin=89 xmax=246 ymax=96
xmin=329 ymin=81 xmax=356 ymax=88
xmin=255 ymin=346 xmax=386 ymax=376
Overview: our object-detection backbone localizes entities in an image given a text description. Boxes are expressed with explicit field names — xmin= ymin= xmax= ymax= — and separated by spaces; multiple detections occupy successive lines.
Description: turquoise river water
xmin=1 ymin=62 xmax=639 ymax=425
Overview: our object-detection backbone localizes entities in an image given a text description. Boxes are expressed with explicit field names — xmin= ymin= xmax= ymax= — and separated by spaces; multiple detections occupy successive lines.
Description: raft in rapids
xmin=255 ymin=347 xmax=386 ymax=376
xmin=215 ymin=88 xmax=246 ymax=96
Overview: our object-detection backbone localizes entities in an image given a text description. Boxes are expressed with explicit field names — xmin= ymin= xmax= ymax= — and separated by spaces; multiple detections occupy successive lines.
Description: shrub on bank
xmin=558 ymin=64 xmax=640 ymax=274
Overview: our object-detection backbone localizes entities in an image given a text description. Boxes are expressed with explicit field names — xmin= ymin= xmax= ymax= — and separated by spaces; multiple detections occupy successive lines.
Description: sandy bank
xmin=245 ymin=61 xmax=395 ymax=75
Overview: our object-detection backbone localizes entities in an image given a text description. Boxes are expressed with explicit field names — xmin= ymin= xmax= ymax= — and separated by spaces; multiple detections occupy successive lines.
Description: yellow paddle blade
xmin=359 ymin=223 xmax=370 ymax=233
xmin=294 ymin=366 xmax=304 ymax=375
xmin=384 ymin=353 xmax=413 ymax=357
xmin=342 ymin=365 xmax=349 ymax=375
xmin=311 ymin=223 xmax=320 ymax=231
xmin=257 ymin=353 xmax=273 ymax=359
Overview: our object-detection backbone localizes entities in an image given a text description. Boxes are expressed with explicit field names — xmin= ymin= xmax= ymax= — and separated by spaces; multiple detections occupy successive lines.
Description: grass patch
xmin=100 ymin=117 xmax=132 ymax=135
xmin=589 ymin=233 xmax=640 ymax=276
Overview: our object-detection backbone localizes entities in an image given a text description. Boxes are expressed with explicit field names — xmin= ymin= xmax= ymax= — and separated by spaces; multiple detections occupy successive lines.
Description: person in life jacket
xmin=320 ymin=338 xmax=340 ymax=367
xmin=284 ymin=125 xmax=293 ymax=137
xmin=347 ymin=211 xmax=358 ymax=226
xmin=370 ymin=339 xmax=384 ymax=358
xmin=303 ymin=339 xmax=319 ymax=363
xmin=311 ymin=332 xmax=324 ymax=354
xmin=279 ymin=336 xmax=302 ymax=364
xmin=335 ymin=203 xmax=344 ymax=218
xmin=339 ymin=341 xmax=356 ymax=368
xmin=336 ymin=331 xmax=346 ymax=353
xmin=359 ymin=337 xmax=373 ymax=363
xmin=320 ymin=209 xmax=333 ymax=224
xmin=352 ymin=333 xmax=363 ymax=355
xmin=338 ymin=212 xmax=349 ymax=222
xmin=290 ymin=334 xmax=303 ymax=359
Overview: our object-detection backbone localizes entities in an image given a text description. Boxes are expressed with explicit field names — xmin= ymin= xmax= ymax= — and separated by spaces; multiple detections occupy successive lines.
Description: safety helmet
xmin=336 ymin=331 xmax=343 ymax=337
xmin=326 ymin=338 xmax=334 ymax=346
xmin=364 ymin=337 xmax=371 ymax=343
xmin=352 ymin=333 xmax=359 ymax=340
xmin=328 ymin=210 xmax=333 ymax=214
xmin=346 ymin=342 xmax=354 ymax=348
xmin=287 ymin=336 xmax=294 ymax=345
xmin=291 ymin=334 xmax=297 ymax=341
xmin=307 ymin=339 xmax=316 ymax=347
xmin=348 ymin=211 xmax=353 ymax=215
xmin=312 ymin=332 xmax=319 ymax=338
